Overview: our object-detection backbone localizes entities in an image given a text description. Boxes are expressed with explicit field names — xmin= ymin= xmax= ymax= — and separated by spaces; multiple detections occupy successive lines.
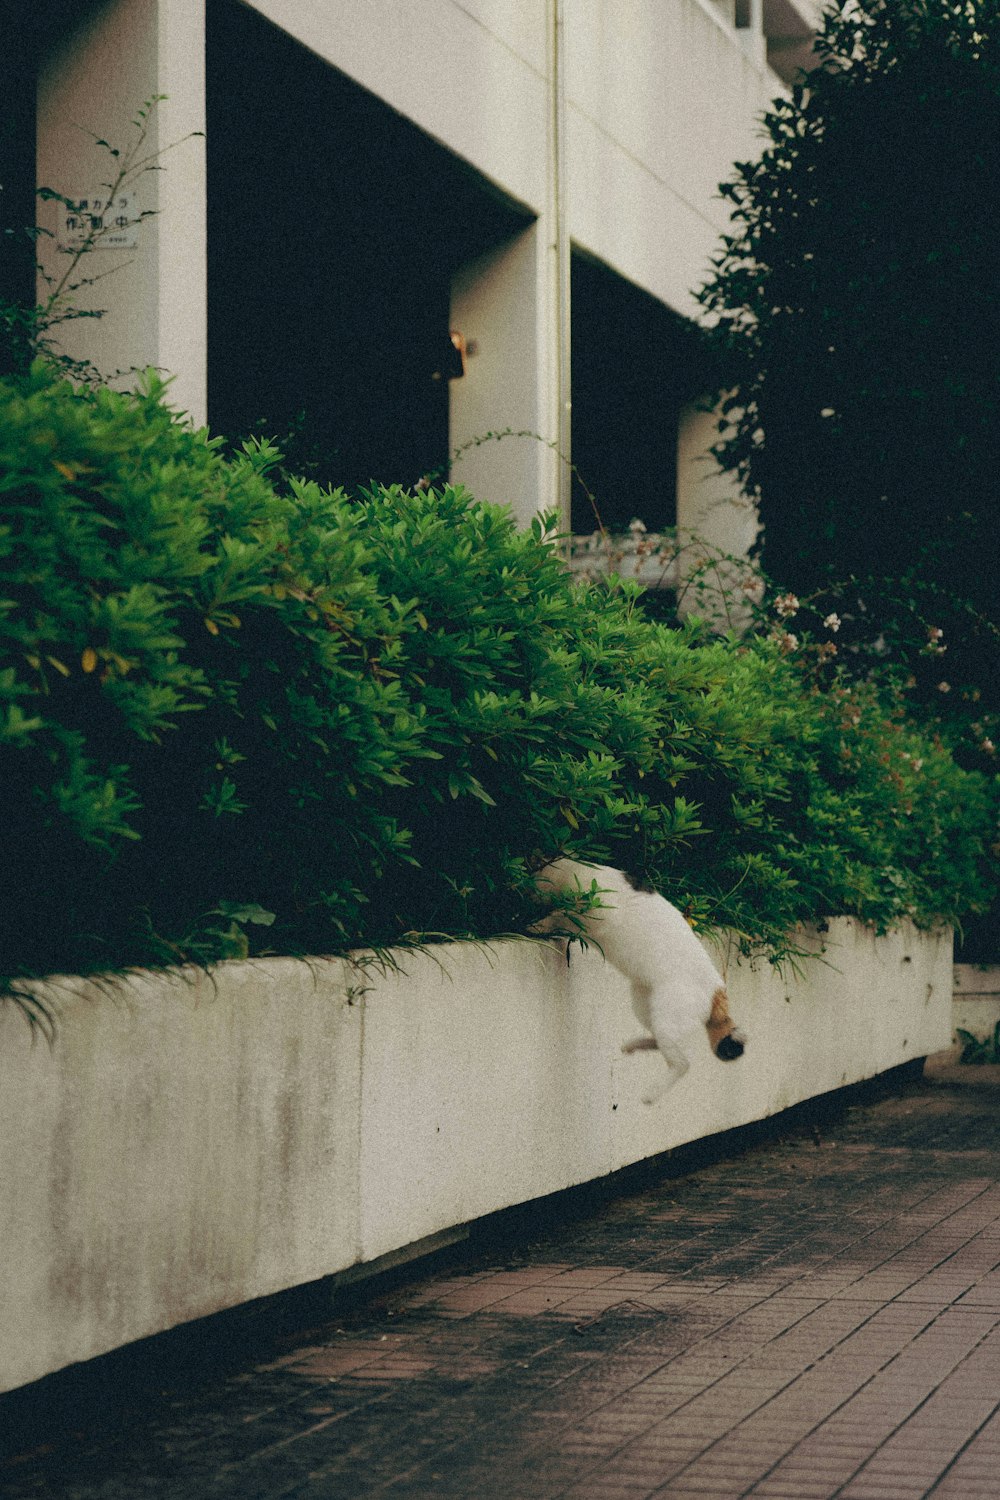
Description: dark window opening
xmin=570 ymin=251 xmax=706 ymax=535
xmin=206 ymin=0 xmax=529 ymax=492
xmin=0 ymin=46 xmax=37 ymax=375
xmin=1 ymin=4 xmax=107 ymax=367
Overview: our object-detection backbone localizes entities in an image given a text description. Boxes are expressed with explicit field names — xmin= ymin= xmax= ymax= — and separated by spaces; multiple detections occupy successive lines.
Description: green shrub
xmin=565 ymin=619 xmax=998 ymax=947
xmin=1 ymin=364 xmax=424 ymax=973
xmin=1 ymin=365 xmax=996 ymax=996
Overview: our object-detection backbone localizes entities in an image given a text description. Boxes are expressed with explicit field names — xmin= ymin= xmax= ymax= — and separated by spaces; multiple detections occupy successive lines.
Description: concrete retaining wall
xmin=950 ymin=964 xmax=1000 ymax=1058
xmin=0 ymin=919 xmax=951 ymax=1394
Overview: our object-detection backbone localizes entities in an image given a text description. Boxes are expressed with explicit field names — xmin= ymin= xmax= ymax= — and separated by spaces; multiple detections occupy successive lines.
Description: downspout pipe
xmin=548 ymin=0 xmax=572 ymax=535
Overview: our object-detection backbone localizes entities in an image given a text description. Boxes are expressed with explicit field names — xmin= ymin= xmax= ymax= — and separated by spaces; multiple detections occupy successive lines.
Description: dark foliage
xmin=698 ymin=0 xmax=1000 ymax=745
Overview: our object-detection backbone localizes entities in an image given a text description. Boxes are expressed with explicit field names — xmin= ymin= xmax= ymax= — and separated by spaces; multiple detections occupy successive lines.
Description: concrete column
xmin=447 ymin=2 xmax=568 ymax=528
xmin=675 ymin=401 xmax=761 ymax=626
xmin=153 ymin=0 xmax=207 ymax=425
xmin=676 ymin=402 xmax=758 ymax=554
xmin=739 ymin=0 xmax=768 ymax=69
xmin=36 ymin=0 xmax=206 ymax=424
xmin=449 ymin=226 xmax=547 ymax=527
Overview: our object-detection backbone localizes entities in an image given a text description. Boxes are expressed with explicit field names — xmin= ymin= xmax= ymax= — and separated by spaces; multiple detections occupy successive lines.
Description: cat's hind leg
xmin=622 ymin=1031 xmax=691 ymax=1105
xmin=624 ymin=981 xmax=692 ymax=1099
xmin=621 ymin=1032 xmax=690 ymax=1074
xmin=621 ymin=1034 xmax=657 ymax=1054
xmin=639 ymin=1047 xmax=690 ymax=1105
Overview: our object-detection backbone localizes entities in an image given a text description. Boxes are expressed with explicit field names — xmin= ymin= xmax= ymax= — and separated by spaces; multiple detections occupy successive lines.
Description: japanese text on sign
xmin=58 ymin=191 xmax=141 ymax=251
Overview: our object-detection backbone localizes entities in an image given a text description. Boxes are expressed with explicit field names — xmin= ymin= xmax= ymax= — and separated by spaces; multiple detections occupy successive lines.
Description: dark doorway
xmin=206 ymin=0 xmax=529 ymax=491
xmin=570 ymin=251 xmax=706 ymax=534
xmin=1 ymin=3 xmax=104 ymax=374
xmin=0 ymin=35 xmax=36 ymax=323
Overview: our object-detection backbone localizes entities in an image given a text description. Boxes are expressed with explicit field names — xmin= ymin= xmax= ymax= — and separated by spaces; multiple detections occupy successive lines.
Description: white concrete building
xmin=12 ymin=0 xmax=819 ymax=541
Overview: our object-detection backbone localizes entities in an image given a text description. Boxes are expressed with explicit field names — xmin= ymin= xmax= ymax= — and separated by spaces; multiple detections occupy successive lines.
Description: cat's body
xmin=533 ymin=859 xmax=746 ymax=1094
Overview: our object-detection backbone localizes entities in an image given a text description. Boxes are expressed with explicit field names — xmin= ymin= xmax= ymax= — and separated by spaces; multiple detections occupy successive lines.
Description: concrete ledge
xmin=938 ymin=963 xmax=1000 ymax=1061
xmin=0 ymin=919 xmax=952 ymax=1395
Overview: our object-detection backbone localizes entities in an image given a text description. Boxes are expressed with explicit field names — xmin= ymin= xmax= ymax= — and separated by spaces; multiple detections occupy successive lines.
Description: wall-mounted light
xmin=431 ymin=331 xmax=467 ymax=382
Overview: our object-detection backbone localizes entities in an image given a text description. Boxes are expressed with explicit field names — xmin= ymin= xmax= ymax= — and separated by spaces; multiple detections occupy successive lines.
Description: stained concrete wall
xmin=1 ymin=920 xmax=951 ymax=1395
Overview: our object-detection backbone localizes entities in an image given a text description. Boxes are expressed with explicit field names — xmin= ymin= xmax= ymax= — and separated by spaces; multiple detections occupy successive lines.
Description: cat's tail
xmin=707 ymin=986 xmax=746 ymax=1061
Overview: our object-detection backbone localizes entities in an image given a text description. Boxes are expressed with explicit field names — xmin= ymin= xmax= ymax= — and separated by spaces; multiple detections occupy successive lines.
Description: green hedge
xmin=1 ymin=365 xmax=996 ymax=990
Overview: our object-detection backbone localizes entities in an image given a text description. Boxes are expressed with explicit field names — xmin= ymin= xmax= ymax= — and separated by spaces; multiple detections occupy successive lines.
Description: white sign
xmin=58 ymin=191 xmax=141 ymax=251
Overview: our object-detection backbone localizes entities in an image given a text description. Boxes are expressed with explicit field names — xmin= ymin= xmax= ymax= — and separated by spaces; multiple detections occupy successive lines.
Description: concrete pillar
xmin=447 ymin=2 xmax=568 ymax=528
xmin=739 ymin=0 xmax=768 ymax=70
xmin=676 ymin=401 xmax=758 ymax=553
xmin=36 ymin=0 xmax=206 ymax=424
xmin=675 ymin=401 xmax=761 ymax=626
xmin=153 ymin=1 xmax=207 ymax=424
xmin=449 ymin=226 xmax=548 ymax=527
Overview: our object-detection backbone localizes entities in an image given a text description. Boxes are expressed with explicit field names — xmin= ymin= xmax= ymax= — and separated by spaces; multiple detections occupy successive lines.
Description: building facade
xmin=18 ymin=0 xmax=818 ymax=543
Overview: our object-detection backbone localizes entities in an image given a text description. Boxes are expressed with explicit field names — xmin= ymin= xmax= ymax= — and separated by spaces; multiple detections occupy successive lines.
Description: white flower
xmin=927 ymin=625 xmax=944 ymax=641
xmin=774 ymin=592 xmax=799 ymax=618
xmin=981 ymin=738 xmax=996 ymax=755
xmin=823 ymin=612 xmax=842 ymax=632
xmin=820 ymin=407 xmax=836 ymax=418
xmin=628 ymin=517 xmax=647 ymax=535
xmin=937 ymin=681 xmax=951 ymax=693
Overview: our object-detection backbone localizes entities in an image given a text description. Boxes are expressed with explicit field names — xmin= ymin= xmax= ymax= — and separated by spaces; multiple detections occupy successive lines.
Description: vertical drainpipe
xmin=745 ymin=0 xmax=767 ymax=69
xmin=548 ymin=0 xmax=572 ymax=536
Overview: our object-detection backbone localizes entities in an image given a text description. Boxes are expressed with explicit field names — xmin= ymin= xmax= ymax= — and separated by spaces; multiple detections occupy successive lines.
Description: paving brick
xmin=650 ymin=1478 xmax=745 ymax=1496
xmin=7 ymin=1069 xmax=1000 ymax=1498
xmin=933 ymin=1484 xmax=1000 ymax=1498
xmin=835 ymin=1486 xmax=930 ymax=1500
xmin=562 ymin=1483 xmax=659 ymax=1499
xmin=750 ymin=1486 xmax=852 ymax=1498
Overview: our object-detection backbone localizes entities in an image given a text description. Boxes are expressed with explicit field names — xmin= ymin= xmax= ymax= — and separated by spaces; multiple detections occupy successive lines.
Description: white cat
xmin=533 ymin=859 xmax=746 ymax=1095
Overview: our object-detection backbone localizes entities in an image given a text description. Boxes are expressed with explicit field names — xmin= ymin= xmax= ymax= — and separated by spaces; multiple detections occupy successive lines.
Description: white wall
xmin=246 ymin=0 xmax=550 ymax=215
xmin=1 ymin=920 xmax=951 ymax=1395
xmin=564 ymin=0 xmax=773 ymax=317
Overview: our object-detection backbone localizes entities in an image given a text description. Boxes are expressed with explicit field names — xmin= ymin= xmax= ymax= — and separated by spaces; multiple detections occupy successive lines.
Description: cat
xmin=533 ymin=858 xmax=746 ymax=1097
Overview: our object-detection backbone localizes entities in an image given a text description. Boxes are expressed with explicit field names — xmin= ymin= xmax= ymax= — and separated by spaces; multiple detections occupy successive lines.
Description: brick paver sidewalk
xmin=3 ymin=1062 xmax=1000 ymax=1499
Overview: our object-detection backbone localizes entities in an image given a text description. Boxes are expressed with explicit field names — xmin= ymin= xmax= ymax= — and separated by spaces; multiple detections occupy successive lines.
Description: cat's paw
xmin=642 ymin=1071 xmax=683 ymax=1106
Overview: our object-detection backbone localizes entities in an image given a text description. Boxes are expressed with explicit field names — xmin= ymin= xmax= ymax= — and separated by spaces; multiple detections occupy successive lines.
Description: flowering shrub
xmin=1 ymin=367 xmax=996 ymax=999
